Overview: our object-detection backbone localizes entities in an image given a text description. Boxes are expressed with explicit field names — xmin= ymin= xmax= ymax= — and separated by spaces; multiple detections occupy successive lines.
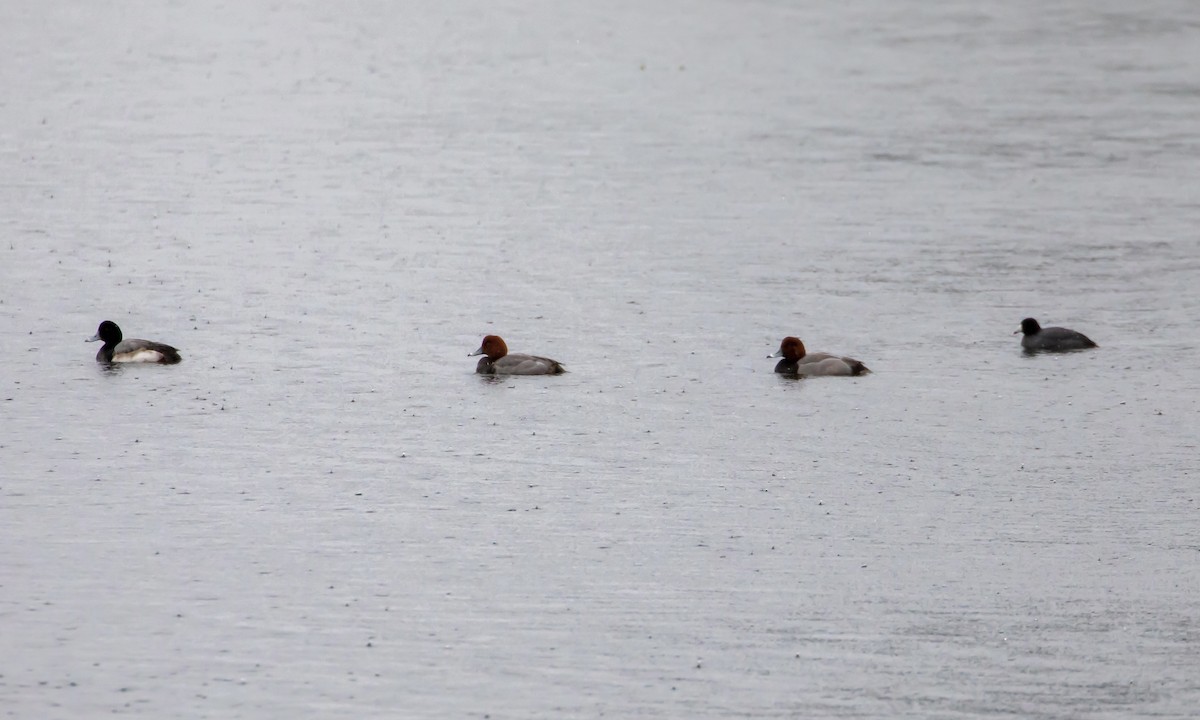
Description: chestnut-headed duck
xmin=470 ymin=335 xmax=565 ymax=375
xmin=87 ymin=320 xmax=182 ymax=364
xmin=768 ymin=336 xmax=869 ymax=376
xmin=1016 ymin=318 xmax=1097 ymax=352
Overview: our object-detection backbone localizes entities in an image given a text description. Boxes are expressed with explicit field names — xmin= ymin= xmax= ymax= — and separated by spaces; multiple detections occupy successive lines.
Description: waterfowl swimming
xmin=768 ymin=336 xmax=869 ymax=376
xmin=1016 ymin=318 xmax=1097 ymax=351
xmin=87 ymin=320 xmax=182 ymax=364
xmin=470 ymin=335 xmax=565 ymax=375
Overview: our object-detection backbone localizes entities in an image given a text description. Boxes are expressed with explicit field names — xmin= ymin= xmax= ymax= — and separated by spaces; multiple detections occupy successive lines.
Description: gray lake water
xmin=3 ymin=1 xmax=1199 ymax=717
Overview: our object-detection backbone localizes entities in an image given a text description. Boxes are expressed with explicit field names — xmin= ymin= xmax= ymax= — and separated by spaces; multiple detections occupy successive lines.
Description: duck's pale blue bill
xmin=469 ymin=346 xmax=484 ymax=357
xmin=86 ymin=334 xmax=100 ymax=343
xmin=767 ymin=350 xmax=782 ymax=358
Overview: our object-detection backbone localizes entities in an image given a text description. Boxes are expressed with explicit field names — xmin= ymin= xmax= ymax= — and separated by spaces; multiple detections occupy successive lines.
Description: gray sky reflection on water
xmin=1 ymin=0 xmax=1199 ymax=717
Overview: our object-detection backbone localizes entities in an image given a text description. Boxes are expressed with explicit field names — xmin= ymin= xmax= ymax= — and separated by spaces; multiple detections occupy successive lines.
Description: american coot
xmin=1016 ymin=318 xmax=1097 ymax=351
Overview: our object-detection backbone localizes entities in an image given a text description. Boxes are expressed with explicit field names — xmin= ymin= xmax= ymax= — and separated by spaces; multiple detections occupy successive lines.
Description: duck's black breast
xmin=774 ymin=358 xmax=799 ymax=374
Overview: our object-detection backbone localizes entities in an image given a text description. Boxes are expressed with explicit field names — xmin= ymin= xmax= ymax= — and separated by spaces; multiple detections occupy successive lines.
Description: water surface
xmin=2 ymin=1 xmax=1198 ymax=717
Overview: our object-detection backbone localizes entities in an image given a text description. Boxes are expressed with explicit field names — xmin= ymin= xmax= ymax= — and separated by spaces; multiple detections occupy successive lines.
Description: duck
xmin=470 ymin=335 xmax=565 ymax=375
xmin=1016 ymin=318 xmax=1097 ymax=351
xmin=87 ymin=320 xmax=182 ymax=364
xmin=768 ymin=336 xmax=869 ymax=376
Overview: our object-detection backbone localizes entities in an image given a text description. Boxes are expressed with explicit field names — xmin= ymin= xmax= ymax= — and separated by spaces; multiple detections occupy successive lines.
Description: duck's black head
xmin=88 ymin=320 xmax=123 ymax=345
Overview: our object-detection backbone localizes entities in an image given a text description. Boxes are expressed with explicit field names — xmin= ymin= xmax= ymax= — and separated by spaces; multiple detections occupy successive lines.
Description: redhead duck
xmin=768 ymin=336 xmax=868 ymax=376
xmin=470 ymin=335 xmax=565 ymax=375
xmin=87 ymin=320 xmax=182 ymax=364
xmin=1016 ymin=318 xmax=1097 ymax=351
